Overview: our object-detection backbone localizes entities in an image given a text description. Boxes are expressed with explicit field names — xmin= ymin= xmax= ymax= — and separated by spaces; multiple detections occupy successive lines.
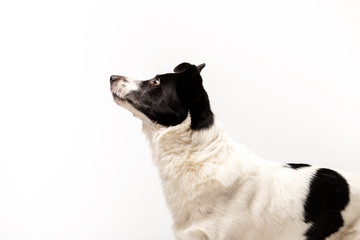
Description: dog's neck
xmin=141 ymin=115 xmax=242 ymax=226
xmin=141 ymin=114 xmax=234 ymax=164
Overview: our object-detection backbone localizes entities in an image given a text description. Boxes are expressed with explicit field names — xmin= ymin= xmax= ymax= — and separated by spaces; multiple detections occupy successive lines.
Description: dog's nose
xmin=110 ymin=75 xmax=122 ymax=82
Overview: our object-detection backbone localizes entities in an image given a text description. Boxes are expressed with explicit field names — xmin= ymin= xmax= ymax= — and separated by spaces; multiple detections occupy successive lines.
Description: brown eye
xmin=150 ymin=78 xmax=160 ymax=86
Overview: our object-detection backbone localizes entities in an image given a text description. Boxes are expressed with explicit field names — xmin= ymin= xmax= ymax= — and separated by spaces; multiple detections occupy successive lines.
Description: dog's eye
xmin=150 ymin=78 xmax=160 ymax=86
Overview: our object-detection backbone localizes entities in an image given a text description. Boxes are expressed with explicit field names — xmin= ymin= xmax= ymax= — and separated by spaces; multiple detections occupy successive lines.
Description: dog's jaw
xmin=110 ymin=77 xmax=153 ymax=129
xmin=110 ymin=76 xmax=149 ymax=118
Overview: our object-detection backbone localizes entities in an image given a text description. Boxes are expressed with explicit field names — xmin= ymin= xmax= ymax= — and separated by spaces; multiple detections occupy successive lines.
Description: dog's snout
xmin=110 ymin=75 xmax=124 ymax=83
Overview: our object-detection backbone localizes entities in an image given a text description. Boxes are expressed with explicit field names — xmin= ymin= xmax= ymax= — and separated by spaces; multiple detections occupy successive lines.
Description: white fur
xmin=112 ymin=77 xmax=360 ymax=240
xmin=140 ymin=116 xmax=360 ymax=240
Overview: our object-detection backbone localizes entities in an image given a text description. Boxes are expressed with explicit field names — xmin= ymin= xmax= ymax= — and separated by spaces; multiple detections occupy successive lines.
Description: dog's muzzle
xmin=110 ymin=75 xmax=135 ymax=102
xmin=110 ymin=75 xmax=125 ymax=83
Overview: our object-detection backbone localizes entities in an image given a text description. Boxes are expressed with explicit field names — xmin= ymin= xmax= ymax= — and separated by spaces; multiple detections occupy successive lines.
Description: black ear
xmin=173 ymin=62 xmax=206 ymax=73
xmin=197 ymin=63 xmax=206 ymax=72
xmin=174 ymin=62 xmax=214 ymax=130
xmin=174 ymin=62 xmax=193 ymax=73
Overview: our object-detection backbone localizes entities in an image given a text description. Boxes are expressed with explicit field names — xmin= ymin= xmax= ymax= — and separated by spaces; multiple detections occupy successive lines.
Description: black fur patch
xmin=174 ymin=63 xmax=214 ymax=130
xmin=126 ymin=75 xmax=188 ymax=127
xmin=287 ymin=163 xmax=311 ymax=169
xmin=303 ymin=168 xmax=350 ymax=240
xmin=126 ymin=63 xmax=214 ymax=130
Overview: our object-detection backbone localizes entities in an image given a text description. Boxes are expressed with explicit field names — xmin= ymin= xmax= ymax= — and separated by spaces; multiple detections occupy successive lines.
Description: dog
xmin=110 ymin=63 xmax=360 ymax=240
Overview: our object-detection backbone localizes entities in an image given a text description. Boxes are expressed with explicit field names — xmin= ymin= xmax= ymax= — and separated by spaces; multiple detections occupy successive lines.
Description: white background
xmin=0 ymin=0 xmax=359 ymax=239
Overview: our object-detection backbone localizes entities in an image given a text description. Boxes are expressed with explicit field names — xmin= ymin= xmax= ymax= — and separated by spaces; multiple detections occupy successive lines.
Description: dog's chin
xmin=112 ymin=93 xmax=127 ymax=106
xmin=112 ymin=93 xmax=154 ymax=125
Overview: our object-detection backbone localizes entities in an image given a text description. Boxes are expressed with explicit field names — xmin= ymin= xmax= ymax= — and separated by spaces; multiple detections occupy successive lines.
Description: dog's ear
xmin=174 ymin=62 xmax=203 ymax=98
xmin=174 ymin=62 xmax=192 ymax=73
xmin=173 ymin=62 xmax=206 ymax=73
xmin=174 ymin=62 xmax=213 ymax=130
xmin=197 ymin=63 xmax=206 ymax=72
xmin=174 ymin=62 xmax=203 ymax=88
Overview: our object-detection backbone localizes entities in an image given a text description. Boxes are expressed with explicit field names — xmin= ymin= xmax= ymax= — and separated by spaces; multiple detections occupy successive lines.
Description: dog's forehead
xmin=152 ymin=73 xmax=183 ymax=86
xmin=157 ymin=72 xmax=178 ymax=79
xmin=155 ymin=62 xmax=200 ymax=81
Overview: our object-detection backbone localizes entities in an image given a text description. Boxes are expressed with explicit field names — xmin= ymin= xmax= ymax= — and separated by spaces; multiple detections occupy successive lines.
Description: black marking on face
xmin=125 ymin=75 xmax=188 ymax=127
xmin=125 ymin=62 xmax=214 ymax=130
xmin=287 ymin=163 xmax=311 ymax=169
xmin=303 ymin=168 xmax=350 ymax=240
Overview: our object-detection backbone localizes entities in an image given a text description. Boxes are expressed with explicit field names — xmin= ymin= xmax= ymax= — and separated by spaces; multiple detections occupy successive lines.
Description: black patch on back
xmin=303 ymin=168 xmax=350 ymax=240
xmin=126 ymin=62 xmax=214 ymax=130
xmin=287 ymin=163 xmax=311 ymax=169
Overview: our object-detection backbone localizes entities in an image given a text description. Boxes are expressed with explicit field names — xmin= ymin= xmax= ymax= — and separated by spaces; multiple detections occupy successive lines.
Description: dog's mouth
xmin=112 ymin=93 xmax=126 ymax=102
xmin=110 ymin=79 xmax=129 ymax=102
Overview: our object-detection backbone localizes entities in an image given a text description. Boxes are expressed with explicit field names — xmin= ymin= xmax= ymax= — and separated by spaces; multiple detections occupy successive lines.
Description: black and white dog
xmin=110 ymin=63 xmax=360 ymax=240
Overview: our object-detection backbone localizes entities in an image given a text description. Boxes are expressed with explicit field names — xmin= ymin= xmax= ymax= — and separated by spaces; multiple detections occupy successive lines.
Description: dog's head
xmin=110 ymin=62 xmax=213 ymax=130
